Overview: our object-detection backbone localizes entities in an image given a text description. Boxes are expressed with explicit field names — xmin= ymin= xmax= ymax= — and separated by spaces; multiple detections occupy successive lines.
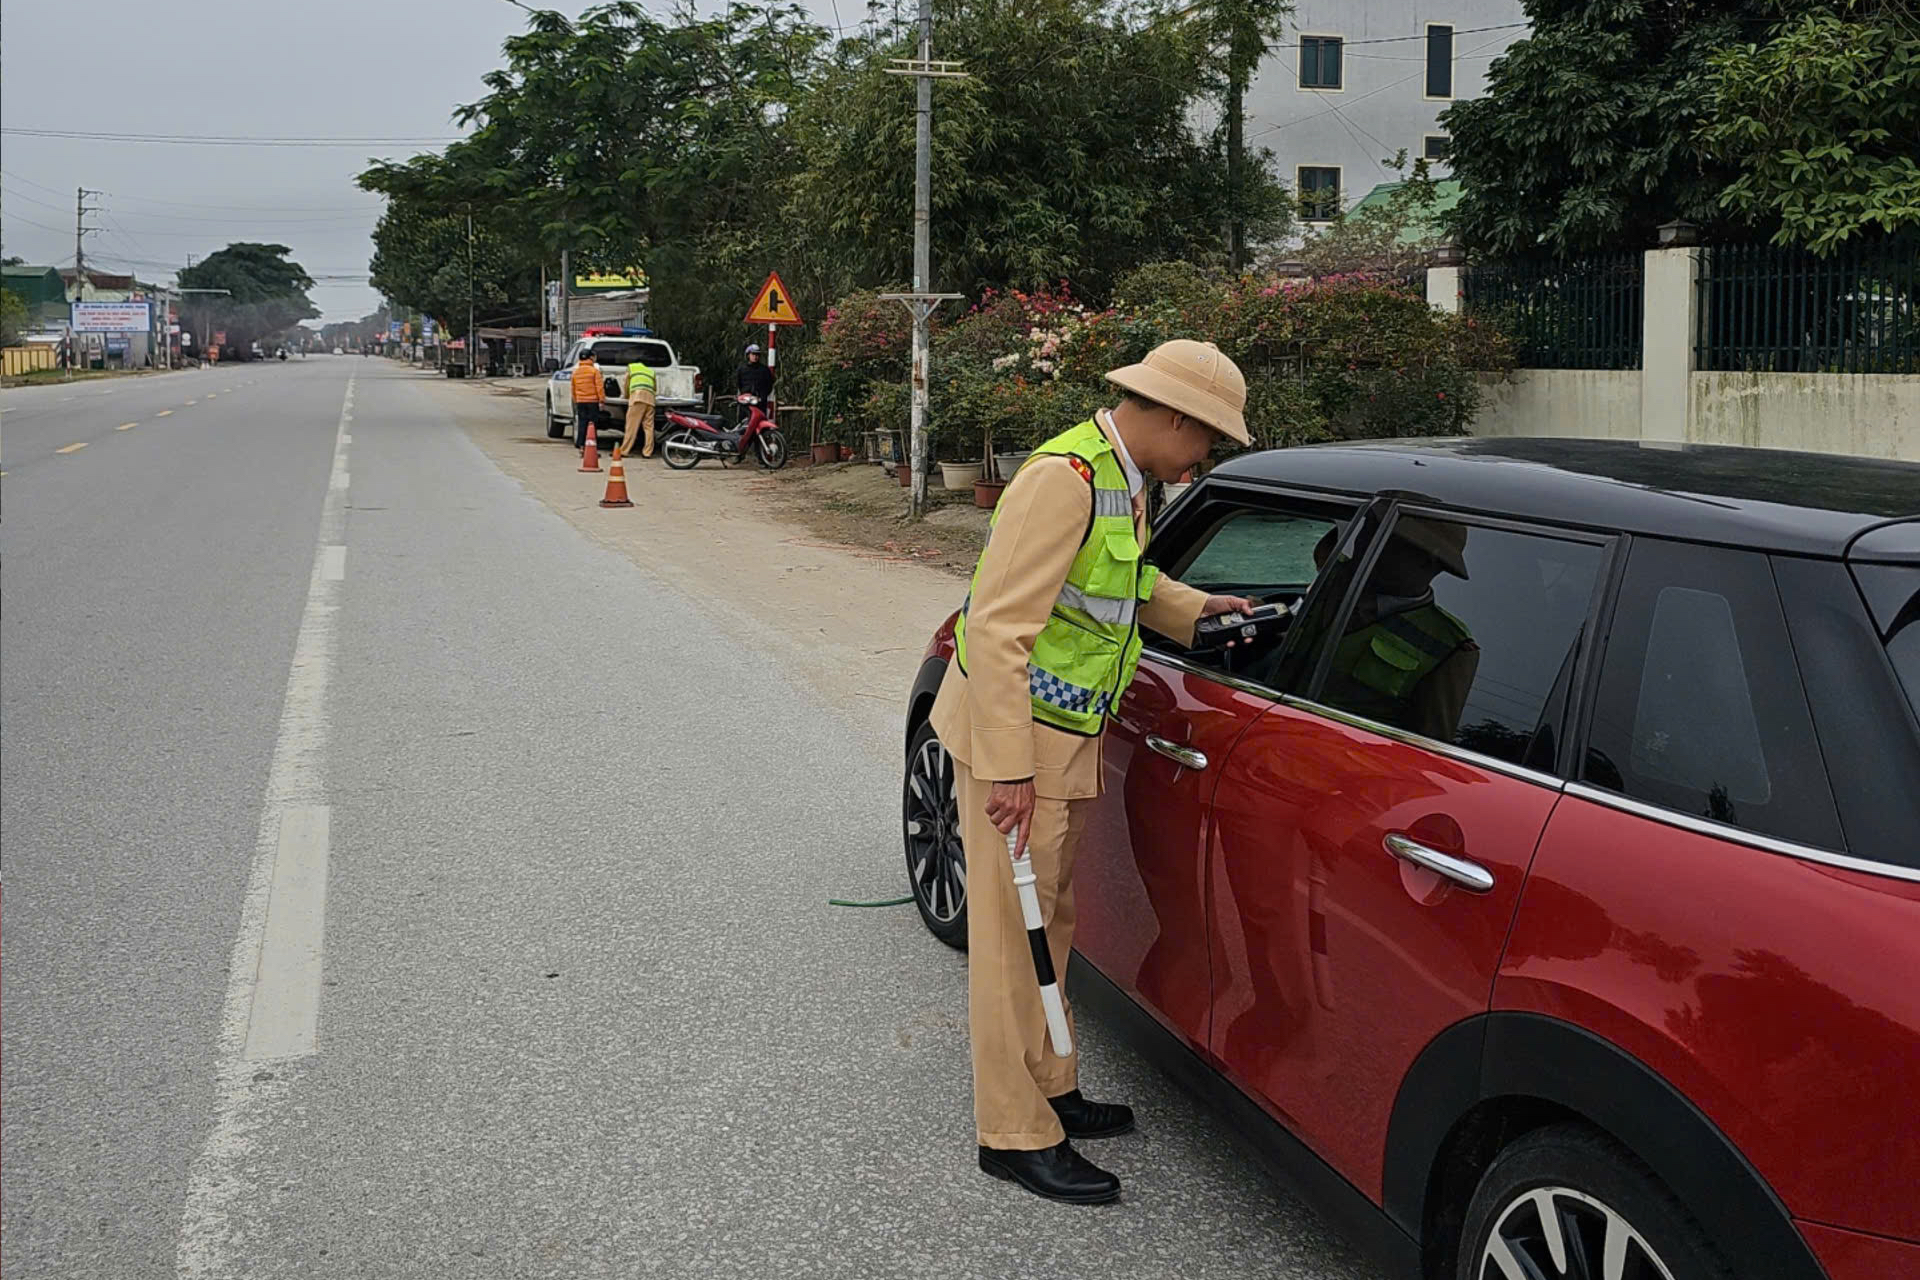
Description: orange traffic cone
xmin=599 ymin=455 xmax=634 ymax=507
xmin=580 ymin=424 xmax=601 ymax=472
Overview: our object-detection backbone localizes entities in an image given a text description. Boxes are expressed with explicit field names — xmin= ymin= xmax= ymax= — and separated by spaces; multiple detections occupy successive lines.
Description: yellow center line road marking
xmin=156 ymin=409 xmax=172 ymax=417
xmin=57 ymin=442 xmax=88 ymax=454
xmin=118 ymin=422 xmax=137 ymax=431
xmin=206 ymin=393 xmax=217 ymax=399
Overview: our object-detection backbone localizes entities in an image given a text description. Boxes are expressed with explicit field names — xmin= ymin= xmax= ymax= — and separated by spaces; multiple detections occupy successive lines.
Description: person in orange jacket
xmin=570 ymin=349 xmax=603 ymax=450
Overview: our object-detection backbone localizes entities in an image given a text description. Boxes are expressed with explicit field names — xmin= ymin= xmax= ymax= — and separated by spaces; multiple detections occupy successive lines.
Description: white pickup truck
xmin=544 ymin=332 xmax=702 ymax=440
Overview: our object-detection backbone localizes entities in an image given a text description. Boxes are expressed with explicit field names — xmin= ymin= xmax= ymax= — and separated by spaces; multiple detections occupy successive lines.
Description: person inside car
xmin=1313 ymin=518 xmax=1479 ymax=743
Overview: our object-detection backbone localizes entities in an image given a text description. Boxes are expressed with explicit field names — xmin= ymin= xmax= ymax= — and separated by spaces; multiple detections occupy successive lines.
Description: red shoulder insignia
xmin=1066 ymin=455 xmax=1095 ymax=484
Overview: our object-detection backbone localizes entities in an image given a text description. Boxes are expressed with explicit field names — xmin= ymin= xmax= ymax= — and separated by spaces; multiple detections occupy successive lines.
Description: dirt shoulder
xmin=430 ymin=376 xmax=983 ymax=748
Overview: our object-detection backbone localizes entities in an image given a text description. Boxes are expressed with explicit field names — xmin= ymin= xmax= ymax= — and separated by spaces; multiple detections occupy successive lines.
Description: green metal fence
xmin=1462 ymin=253 xmax=1643 ymax=370
xmin=1698 ymin=242 xmax=1920 ymax=374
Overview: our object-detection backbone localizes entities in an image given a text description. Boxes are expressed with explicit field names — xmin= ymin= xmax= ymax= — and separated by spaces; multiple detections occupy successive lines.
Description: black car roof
xmin=1209 ymin=437 xmax=1920 ymax=557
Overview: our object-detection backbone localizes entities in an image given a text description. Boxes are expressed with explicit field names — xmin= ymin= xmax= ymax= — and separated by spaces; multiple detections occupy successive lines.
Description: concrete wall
xmin=1472 ymin=370 xmax=1644 ymax=441
xmin=1470 ymin=369 xmax=1920 ymax=463
xmin=1687 ymin=372 xmax=1920 ymax=462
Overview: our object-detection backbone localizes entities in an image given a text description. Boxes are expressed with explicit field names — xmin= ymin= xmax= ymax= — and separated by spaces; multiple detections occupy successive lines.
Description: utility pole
xmin=467 ymin=206 xmax=478 ymax=378
xmin=883 ymin=6 xmax=965 ymax=518
xmin=75 ymin=187 xmax=101 ymax=290
xmin=69 ymin=187 xmax=102 ymax=379
xmin=1227 ymin=29 xmax=1247 ymax=270
xmin=559 ymin=246 xmax=571 ymax=351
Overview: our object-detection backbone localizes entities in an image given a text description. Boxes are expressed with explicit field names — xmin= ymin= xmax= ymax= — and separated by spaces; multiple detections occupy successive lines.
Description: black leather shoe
xmin=978 ymin=1141 xmax=1121 ymax=1205
xmin=1048 ymin=1089 xmax=1136 ymax=1139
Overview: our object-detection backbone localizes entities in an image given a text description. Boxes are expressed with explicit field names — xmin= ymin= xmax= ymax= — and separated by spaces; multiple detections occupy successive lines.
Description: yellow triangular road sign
xmin=745 ymin=271 xmax=804 ymax=326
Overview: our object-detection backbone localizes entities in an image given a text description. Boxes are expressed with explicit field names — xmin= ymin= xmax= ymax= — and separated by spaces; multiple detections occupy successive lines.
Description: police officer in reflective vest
xmin=1315 ymin=516 xmax=1479 ymax=743
xmin=928 ymin=339 xmax=1259 ymax=1205
xmin=618 ymin=359 xmax=658 ymax=459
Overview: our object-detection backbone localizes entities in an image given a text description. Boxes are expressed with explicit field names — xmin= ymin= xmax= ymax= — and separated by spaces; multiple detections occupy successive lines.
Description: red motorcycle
xmin=658 ymin=395 xmax=788 ymax=471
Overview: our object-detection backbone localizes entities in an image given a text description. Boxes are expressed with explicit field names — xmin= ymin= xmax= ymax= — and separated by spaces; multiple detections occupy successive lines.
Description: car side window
xmin=1583 ymin=539 xmax=1842 ymax=850
xmin=1304 ymin=513 xmax=1605 ymax=771
xmin=1851 ymin=563 xmax=1920 ymax=724
xmin=1153 ymin=498 xmax=1354 ymax=681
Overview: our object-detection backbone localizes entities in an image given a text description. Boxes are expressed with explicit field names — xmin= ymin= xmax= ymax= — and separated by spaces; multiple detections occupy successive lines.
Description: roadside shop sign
xmin=574 ymin=270 xmax=646 ymax=292
xmin=744 ymin=271 xmax=803 ymax=326
xmin=389 ymin=321 xmax=403 ymax=340
xmin=71 ymin=300 xmax=152 ymax=333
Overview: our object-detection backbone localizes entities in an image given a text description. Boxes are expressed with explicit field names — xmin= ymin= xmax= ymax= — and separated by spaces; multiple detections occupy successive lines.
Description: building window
xmin=1426 ymin=24 xmax=1454 ymax=98
xmin=1423 ymin=134 xmax=1452 ymax=162
xmin=1300 ymin=36 xmax=1343 ymax=90
xmin=1297 ymin=166 xmax=1341 ymax=222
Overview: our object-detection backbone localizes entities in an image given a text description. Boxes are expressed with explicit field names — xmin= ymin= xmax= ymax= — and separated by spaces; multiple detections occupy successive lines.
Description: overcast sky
xmin=1 ymin=1 xmax=551 ymax=322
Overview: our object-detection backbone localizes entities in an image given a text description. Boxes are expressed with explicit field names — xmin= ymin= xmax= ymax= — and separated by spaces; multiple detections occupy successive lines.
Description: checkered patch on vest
xmin=1066 ymin=455 xmax=1095 ymax=484
xmin=1029 ymin=666 xmax=1101 ymax=714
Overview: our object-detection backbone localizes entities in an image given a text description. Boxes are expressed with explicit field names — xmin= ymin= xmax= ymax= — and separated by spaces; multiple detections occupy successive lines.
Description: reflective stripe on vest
xmin=953 ymin=419 xmax=1155 ymax=736
xmin=1057 ymin=582 xmax=1136 ymax=626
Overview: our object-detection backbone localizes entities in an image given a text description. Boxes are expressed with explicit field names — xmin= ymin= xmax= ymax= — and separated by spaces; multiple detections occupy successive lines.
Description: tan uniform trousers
xmin=620 ymin=392 xmax=657 ymax=457
xmin=959 ymin=765 xmax=1090 ymax=1150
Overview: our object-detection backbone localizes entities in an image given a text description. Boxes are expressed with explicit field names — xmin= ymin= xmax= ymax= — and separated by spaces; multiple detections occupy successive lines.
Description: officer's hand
xmin=986 ymin=780 xmax=1037 ymax=859
xmin=1201 ymin=594 xmax=1261 ymax=617
xmin=1201 ymin=594 xmax=1262 ymax=647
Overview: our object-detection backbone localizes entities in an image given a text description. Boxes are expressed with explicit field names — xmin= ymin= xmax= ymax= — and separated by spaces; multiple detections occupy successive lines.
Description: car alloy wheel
xmin=903 ymin=721 xmax=967 ymax=948
xmin=1479 ymin=1186 xmax=1676 ymax=1280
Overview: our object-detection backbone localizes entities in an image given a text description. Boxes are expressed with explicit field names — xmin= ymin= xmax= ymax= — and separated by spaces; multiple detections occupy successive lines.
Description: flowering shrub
xmin=802 ymin=288 xmax=915 ymax=442
xmin=818 ymin=261 xmax=1511 ymax=463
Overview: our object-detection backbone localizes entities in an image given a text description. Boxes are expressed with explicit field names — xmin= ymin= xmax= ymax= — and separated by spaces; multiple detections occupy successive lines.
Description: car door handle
xmin=1383 ymin=832 xmax=1495 ymax=894
xmin=1145 ymin=735 xmax=1208 ymax=770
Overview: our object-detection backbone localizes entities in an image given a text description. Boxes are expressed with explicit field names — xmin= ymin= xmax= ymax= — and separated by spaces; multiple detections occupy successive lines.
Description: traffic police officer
xmin=618 ymin=358 xmax=658 ymax=459
xmin=929 ymin=339 xmax=1258 ymax=1205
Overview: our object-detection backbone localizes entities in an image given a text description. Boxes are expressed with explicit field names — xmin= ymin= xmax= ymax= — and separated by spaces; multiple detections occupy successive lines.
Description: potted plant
xmin=939 ymin=458 xmax=983 ymax=490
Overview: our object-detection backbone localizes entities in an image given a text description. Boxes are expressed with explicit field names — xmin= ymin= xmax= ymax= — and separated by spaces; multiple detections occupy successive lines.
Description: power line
xmin=1248 ymin=31 xmax=1516 ymax=143
xmin=6 ymin=171 xmax=373 ymax=214
xmin=3 ymin=211 xmax=72 ymax=236
xmin=3 ymin=127 xmax=460 ymax=148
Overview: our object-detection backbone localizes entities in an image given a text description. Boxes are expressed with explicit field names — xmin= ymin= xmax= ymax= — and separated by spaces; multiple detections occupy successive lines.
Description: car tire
xmin=546 ymin=398 xmax=567 ymax=439
xmin=1457 ymin=1123 xmax=1733 ymax=1280
xmin=903 ymin=719 xmax=967 ymax=949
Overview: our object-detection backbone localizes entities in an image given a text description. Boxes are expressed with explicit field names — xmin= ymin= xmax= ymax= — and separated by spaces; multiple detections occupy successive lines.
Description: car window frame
xmin=1292 ymin=502 xmax=1620 ymax=787
xmin=1140 ymin=479 xmax=1372 ymax=701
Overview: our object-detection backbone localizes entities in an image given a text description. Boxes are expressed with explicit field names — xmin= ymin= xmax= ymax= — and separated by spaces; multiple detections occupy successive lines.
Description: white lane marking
xmin=341 ymin=434 xmax=351 ymax=444
xmin=242 ymin=806 xmax=331 ymax=1060
xmin=175 ymin=374 xmax=352 ymax=1280
xmin=321 ymin=545 xmax=345 ymax=581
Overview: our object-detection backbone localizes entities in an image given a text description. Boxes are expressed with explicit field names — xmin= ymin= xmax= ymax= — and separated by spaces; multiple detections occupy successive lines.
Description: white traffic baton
xmin=1008 ymin=829 xmax=1074 ymax=1057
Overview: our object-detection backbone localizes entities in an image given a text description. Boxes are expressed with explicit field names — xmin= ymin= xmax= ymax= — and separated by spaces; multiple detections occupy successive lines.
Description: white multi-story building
xmin=1243 ymin=0 xmax=1529 ymax=224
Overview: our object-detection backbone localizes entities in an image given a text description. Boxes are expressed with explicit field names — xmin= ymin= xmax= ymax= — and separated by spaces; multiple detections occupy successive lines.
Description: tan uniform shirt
xmin=929 ymin=421 xmax=1208 ymax=800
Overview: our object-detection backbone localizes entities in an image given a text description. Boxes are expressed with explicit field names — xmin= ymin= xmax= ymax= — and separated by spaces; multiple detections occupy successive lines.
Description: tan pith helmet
xmin=1393 ymin=517 xmax=1471 ymax=579
xmin=1104 ymin=339 xmax=1250 ymax=445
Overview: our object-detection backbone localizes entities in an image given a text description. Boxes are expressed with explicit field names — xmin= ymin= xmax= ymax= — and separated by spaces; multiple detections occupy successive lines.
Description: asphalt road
xmin=1 ymin=358 xmax=1378 ymax=1279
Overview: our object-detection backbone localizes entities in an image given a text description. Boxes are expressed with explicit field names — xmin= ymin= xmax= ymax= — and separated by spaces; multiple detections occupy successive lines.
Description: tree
xmin=1291 ymin=154 xmax=1447 ymax=277
xmin=1700 ymin=2 xmax=1920 ymax=252
xmin=1 ymin=288 xmax=27 ymax=346
xmin=1442 ymin=0 xmax=1818 ymax=257
xmin=786 ymin=0 xmax=1290 ymax=301
xmin=178 ymin=243 xmax=318 ymax=357
xmin=368 ymin=197 xmax=531 ymax=338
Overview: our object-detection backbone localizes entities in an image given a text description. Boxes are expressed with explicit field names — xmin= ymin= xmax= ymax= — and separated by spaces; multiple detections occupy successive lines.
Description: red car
xmin=901 ymin=438 xmax=1920 ymax=1280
